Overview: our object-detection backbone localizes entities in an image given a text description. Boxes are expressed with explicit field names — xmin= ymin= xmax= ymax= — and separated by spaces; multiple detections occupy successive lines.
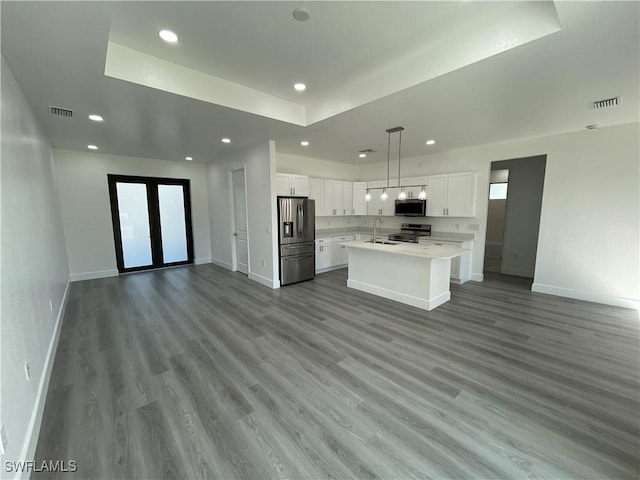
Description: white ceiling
xmin=1 ymin=1 xmax=638 ymax=165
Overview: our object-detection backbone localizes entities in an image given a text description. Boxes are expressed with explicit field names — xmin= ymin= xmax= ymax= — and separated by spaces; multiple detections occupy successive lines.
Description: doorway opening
xmin=231 ymin=168 xmax=249 ymax=275
xmin=107 ymin=174 xmax=194 ymax=273
xmin=484 ymin=155 xmax=546 ymax=282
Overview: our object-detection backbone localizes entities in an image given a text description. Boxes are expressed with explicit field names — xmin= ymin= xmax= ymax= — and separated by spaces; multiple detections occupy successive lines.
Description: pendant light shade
xmin=398 ymin=188 xmax=407 ymax=200
xmin=365 ymin=190 xmax=372 ymax=202
xmin=418 ymin=187 xmax=427 ymax=200
xmin=380 ymin=189 xmax=388 ymax=201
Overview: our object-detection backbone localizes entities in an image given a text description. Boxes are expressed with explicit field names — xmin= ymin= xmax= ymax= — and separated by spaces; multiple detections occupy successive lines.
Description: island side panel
xmin=346 ymin=247 xmax=452 ymax=311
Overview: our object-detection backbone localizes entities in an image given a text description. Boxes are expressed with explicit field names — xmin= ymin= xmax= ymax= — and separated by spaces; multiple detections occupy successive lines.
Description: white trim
xmin=249 ymin=271 xmax=279 ymax=289
xmin=471 ymin=273 xmax=485 ymax=282
xmin=19 ymin=280 xmax=70 ymax=478
xmin=532 ymin=283 xmax=640 ymax=310
xmin=194 ymin=257 xmax=212 ymax=265
xmin=69 ymin=269 xmax=118 ymax=282
xmin=211 ymin=257 xmax=233 ymax=270
xmin=347 ymin=279 xmax=450 ymax=311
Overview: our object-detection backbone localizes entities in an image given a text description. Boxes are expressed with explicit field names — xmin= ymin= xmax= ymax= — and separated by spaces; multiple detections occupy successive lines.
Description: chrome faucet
xmin=373 ymin=217 xmax=383 ymax=244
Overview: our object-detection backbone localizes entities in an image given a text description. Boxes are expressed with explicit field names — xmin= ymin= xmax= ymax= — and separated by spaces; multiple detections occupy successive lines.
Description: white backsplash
xmin=316 ymin=215 xmax=481 ymax=235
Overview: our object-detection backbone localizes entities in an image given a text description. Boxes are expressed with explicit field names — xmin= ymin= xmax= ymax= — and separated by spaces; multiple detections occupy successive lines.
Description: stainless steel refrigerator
xmin=278 ymin=197 xmax=315 ymax=285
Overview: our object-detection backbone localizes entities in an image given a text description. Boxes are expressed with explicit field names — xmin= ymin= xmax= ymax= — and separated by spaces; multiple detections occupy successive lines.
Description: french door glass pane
xmin=158 ymin=184 xmax=188 ymax=263
xmin=116 ymin=183 xmax=153 ymax=268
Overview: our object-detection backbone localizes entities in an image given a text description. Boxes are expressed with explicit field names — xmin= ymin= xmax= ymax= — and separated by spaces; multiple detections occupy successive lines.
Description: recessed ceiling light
xmin=88 ymin=114 xmax=103 ymax=122
xmin=221 ymin=138 xmax=231 ymax=143
xmin=426 ymin=139 xmax=436 ymax=145
xmin=300 ymin=141 xmax=309 ymax=146
xmin=185 ymin=156 xmax=193 ymax=161
xmin=159 ymin=29 xmax=178 ymax=44
xmin=294 ymin=83 xmax=306 ymax=92
xmin=87 ymin=145 xmax=98 ymax=150
xmin=359 ymin=153 xmax=367 ymax=158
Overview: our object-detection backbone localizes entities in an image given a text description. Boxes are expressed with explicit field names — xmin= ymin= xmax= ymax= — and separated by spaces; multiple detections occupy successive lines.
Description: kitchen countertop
xmin=345 ymin=240 xmax=470 ymax=260
xmin=316 ymin=228 xmax=474 ymax=242
xmin=316 ymin=227 xmax=394 ymax=238
xmin=423 ymin=232 xmax=475 ymax=242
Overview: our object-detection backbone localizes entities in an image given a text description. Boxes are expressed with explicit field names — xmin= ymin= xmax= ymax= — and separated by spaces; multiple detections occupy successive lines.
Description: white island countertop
xmin=345 ymin=241 xmax=470 ymax=260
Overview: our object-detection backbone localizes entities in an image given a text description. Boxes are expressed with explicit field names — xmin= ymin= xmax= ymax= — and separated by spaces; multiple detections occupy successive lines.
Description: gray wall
xmin=1 ymin=57 xmax=70 ymax=474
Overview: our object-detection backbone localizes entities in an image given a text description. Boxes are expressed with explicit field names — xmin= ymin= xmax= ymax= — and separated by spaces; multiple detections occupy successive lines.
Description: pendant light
xmin=363 ymin=126 xmax=427 ymax=201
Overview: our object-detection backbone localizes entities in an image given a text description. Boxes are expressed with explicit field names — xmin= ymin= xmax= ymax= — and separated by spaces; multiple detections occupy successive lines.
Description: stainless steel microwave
xmin=395 ymin=199 xmax=427 ymax=217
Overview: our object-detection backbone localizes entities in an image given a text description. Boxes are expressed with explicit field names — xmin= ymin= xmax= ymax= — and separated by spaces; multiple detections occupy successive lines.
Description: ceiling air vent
xmin=592 ymin=96 xmax=620 ymax=110
xmin=49 ymin=106 xmax=74 ymax=117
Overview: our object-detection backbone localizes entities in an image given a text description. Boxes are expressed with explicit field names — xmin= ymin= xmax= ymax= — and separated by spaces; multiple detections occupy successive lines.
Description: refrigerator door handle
xmin=300 ymin=203 xmax=304 ymax=237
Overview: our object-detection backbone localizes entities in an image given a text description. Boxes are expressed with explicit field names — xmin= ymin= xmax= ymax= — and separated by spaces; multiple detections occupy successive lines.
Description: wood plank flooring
xmin=35 ymin=265 xmax=639 ymax=479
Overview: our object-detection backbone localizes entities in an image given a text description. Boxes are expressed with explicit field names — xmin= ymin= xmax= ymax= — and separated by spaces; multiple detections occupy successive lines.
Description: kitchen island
xmin=345 ymin=241 xmax=470 ymax=311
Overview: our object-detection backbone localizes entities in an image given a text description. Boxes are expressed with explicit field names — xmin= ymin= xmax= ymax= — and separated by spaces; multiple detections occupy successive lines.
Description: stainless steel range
xmin=388 ymin=223 xmax=432 ymax=243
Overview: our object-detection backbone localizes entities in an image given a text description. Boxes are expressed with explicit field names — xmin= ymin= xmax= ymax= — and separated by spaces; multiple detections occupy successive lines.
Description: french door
xmin=107 ymin=175 xmax=194 ymax=273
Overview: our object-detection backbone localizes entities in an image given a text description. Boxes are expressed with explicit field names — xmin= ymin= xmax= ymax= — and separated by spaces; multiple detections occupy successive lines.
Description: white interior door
xmin=232 ymin=168 xmax=249 ymax=275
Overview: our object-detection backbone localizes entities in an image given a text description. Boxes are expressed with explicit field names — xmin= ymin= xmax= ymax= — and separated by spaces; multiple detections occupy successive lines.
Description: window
xmin=489 ymin=182 xmax=508 ymax=200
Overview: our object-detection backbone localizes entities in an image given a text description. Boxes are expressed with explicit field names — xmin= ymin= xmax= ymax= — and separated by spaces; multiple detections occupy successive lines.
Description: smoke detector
xmin=592 ymin=96 xmax=620 ymax=110
xmin=293 ymin=8 xmax=310 ymax=22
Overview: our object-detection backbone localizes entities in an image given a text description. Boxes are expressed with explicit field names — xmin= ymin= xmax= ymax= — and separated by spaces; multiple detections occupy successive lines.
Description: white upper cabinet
xmin=323 ymin=180 xmax=342 ymax=216
xmin=309 ymin=178 xmax=325 ymax=216
xmin=426 ymin=172 xmax=476 ymax=217
xmin=400 ymin=176 xmax=428 ymax=199
xmin=366 ymin=180 xmax=396 ymax=216
xmin=352 ymin=182 xmax=367 ymax=215
xmin=343 ymin=181 xmax=353 ymax=215
xmin=276 ymin=173 xmax=309 ymax=197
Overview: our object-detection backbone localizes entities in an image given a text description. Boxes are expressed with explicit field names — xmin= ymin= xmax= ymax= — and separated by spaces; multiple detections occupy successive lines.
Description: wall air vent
xmin=49 ymin=106 xmax=74 ymax=117
xmin=592 ymin=96 xmax=620 ymax=110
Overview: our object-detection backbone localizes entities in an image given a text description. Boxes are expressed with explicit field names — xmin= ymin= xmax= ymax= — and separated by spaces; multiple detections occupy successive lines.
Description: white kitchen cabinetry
xmin=332 ymin=235 xmax=351 ymax=266
xmin=419 ymin=237 xmax=473 ymax=283
xmin=352 ymin=182 xmax=367 ymax=215
xmin=276 ymin=173 xmax=309 ymax=197
xmin=323 ymin=180 xmax=343 ymax=216
xmin=366 ymin=181 xmax=397 ymax=216
xmin=400 ymin=176 xmax=428 ymax=199
xmin=343 ymin=182 xmax=353 ymax=215
xmin=426 ymin=172 xmax=476 ymax=217
xmin=315 ymin=237 xmax=333 ymax=271
xmin=324 ymin=180 xmax=354 ymax=216
xmin=309 ymin=178 xmax=325 ymax=216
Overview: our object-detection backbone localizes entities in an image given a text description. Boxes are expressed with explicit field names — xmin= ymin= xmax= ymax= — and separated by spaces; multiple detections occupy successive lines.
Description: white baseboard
xmin=471 ymin=273 xmax=484 ymax=282
xmin=195 ymin=257 xmax=212 ymax=265
xmin=18 ymin=280 xmax=70 ymax=478
xmin=69 ymin=269 xmax=118 ymax=282
xmin=211 ymin=257 xmax=233 ymax=270
xmin=501 ymin=266 xmax=534 ymax=277
xmin=532 ymin=283 xmax=640 ymax=310
xmin=249 ymin=272 xmax=279 ymax=289
xmin=347 ymin=279 xmax=450 ymax=311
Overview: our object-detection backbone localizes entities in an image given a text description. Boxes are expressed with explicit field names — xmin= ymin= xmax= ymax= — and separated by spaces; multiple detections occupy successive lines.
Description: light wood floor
xmin=35 ymin=264 xmax=639 ymax=479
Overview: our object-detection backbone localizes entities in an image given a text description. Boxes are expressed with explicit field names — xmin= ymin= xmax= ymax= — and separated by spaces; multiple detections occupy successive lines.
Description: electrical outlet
xmin=0 ymin=424 xmax=7 ymax=455
xmin=24 ymin=362 xmax=31 ymax=381
xmin=455 ymin=223 xmax=461 ymax=230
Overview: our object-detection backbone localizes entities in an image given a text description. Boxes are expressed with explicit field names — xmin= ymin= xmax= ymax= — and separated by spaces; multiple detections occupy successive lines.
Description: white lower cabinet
xmin=332 ymin=235 xmax=351 ymax=266
xmin=419 ymin=238 xmax=473 ymax=283
xmin=315 ymin=238 xmax=333 ymax=271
